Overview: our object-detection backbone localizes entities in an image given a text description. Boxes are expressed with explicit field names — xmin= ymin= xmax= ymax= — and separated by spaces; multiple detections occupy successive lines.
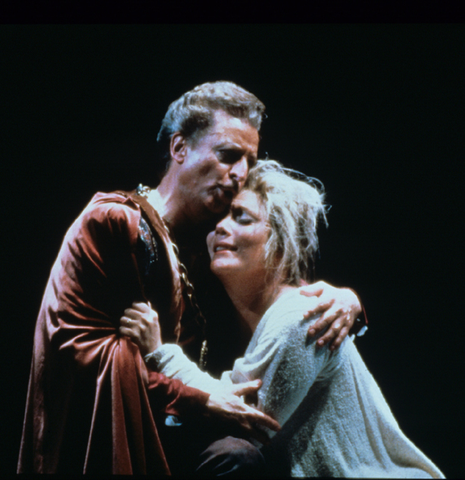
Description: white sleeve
xmin=145 ymin=343 xmax=222 ymax=394
xmin=230 ymin=309 xmax=333 ymax=427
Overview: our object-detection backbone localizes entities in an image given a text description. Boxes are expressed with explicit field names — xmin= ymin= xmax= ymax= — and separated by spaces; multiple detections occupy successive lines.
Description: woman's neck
xmin=220 ymin=273 xmax=295 ymax=341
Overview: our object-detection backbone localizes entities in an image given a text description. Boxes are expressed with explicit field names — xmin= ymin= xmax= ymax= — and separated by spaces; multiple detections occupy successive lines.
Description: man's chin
xmin=212 ymin=187 xmax=234 ymax=207
xmin=190 ymin=210 xmax=223 ymax=237
xmin=206 ymin=198 xmax=230 ymax=216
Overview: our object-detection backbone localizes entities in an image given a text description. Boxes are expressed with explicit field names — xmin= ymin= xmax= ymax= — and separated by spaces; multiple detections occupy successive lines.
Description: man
xmin=18 ymin=81 xmax=365 ymax=475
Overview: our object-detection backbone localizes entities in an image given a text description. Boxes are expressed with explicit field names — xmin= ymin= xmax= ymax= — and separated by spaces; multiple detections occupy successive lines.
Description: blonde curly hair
xmin=244 ymin=160 xmax=328 ymax=286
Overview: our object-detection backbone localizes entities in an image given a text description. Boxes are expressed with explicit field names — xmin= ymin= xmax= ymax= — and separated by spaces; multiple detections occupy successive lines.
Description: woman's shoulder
xmin=269 ymin=287 xmax=320 ymax=320
xmin=257 ymin=288 xmax=320 ymax=337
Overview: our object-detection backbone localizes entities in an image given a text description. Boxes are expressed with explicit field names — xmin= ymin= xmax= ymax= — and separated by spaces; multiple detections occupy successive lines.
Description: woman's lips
xmin=213 ymin=243 xmax=236 ymax=253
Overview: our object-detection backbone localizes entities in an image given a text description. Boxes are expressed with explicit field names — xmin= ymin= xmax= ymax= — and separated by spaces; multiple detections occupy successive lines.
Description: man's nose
xmin=229 ymin=157 xmax=249 ymax=185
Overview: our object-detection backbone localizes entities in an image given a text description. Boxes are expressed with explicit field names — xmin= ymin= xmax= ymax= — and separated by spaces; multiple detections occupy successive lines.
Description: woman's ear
xmin=170 ymin=132 xmax=187 ymax=164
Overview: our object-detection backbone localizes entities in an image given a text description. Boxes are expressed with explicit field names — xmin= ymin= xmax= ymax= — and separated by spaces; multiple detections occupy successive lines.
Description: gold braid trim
xmin=136 ymin=184 xmax=208 ymax=370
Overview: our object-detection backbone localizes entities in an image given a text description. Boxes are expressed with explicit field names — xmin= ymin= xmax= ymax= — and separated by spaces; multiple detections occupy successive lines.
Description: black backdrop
xmin=2 ymin=25 xmax=463 ymax=477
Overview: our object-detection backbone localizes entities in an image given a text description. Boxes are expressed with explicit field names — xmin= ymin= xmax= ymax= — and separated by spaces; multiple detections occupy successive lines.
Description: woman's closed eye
xmin=232 ymin=207 xmax=254 ymax=225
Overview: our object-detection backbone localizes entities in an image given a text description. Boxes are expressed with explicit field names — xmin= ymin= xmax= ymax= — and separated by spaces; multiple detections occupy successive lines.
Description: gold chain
xmin=136 ymin=184 xmax=208 ymax=370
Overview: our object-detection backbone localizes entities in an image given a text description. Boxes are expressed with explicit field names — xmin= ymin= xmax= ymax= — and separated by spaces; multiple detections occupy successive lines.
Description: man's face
xmin=177 ymin=110 xmax=259 ymax=222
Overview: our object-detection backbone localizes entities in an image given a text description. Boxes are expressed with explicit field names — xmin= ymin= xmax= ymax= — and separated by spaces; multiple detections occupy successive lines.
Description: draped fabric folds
xmin=17 ymin=192 xmax=209 ymax=474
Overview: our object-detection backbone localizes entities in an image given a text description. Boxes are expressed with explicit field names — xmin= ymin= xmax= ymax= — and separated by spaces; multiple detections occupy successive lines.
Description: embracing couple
xmin=18 ymin=81 xmax=443 ymax=477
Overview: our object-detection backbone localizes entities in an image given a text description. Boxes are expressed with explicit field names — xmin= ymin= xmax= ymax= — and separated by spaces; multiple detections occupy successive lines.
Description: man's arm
xmin=300 ymin=281 xmax=367 ymax=350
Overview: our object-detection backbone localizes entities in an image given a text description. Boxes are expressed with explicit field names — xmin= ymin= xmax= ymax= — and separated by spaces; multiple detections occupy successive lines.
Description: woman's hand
xmin=206 ymin=379 xmax=280 ymax=444
xmin=119 ymin=301 xmax=162 ymax=356
xmin=300 ymin=281 xmax=362 ymax=351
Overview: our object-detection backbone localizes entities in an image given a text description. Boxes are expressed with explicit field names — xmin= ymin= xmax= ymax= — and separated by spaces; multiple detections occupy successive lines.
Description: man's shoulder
xmin=73 ymin=191 xmax=142 ymax=235
xmin=89 ymin=190 xmax=136 ymax=207
xmin=84 ymin=191 xmax=140 ymax=216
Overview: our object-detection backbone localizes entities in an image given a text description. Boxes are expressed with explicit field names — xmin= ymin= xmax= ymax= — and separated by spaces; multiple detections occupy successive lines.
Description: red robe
xmin=17 ymin=192 xmax=209 ymax=474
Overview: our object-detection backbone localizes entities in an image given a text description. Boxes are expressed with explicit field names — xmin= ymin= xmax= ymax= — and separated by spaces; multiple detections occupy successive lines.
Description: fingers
xmin=316 ymin=321 xmax=343 ymax=349
xmin=118 ymin=325 xmax=137 ymax=340
xmin=328 ymin=325 xmax=350 ymax=351
xmin=206 ymin=389 xmax=281 ymax=445
xmin=344 ymin=288 xmax=363 ymax=317
xmin=119 ymin=314 xmax=143 ymax=343
xmin=232 ymin=407 xmax=280 ymax=445
xmin=119 ymin=313 xmax=140 ymax=333
xmin=300 ymin=279 xmax=327 ymax=293
xmin=124 ymin=302 xmax=157 ymax=318
xmin=229 ymin=381 xmax=280 ymax=432
xmin=122 ymin=305 xmax=159 ymax=325
xmin=120 ymin=315 xmax=136 ymax=327
xmin=123 ymin=307 xmax=145 ymax=319
xmin=225 ymin=405 xmax=280 ymax=444
xmin=131 ymin=301 xmax=152 ymax=313
xmin=300 ymin=280 xmax=334 ymax=299
xmin=249 ymin=410 xmax=280 ymax=432
xmin=299 ymin=285 xmax=324 ymax=298
xmin=303 ymin=299 xmax=334 ymax=320
xmin=230 ymin=379 xmax=262 ymax=397
xmin=122 ymin=308 xmax=139 ymax=322
xmin=119 ymin=312 xmax=161 ymax=355
xmin=311 ymin=310 xmax=354 ymax=350
xmin=307 ymin=307 xmax=341 ymax=337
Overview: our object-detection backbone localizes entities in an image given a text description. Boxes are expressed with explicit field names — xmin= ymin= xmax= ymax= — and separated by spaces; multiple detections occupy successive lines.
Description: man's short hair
xmin=244 ymin=160 xmax=328 ymax=286
xmin=156 ymin=81 xmax=266 ymax=175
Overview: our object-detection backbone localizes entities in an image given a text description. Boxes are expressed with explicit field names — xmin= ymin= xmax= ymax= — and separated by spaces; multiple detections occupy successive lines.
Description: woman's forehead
xmin=232 ymin=189 xmax=265 ymax=215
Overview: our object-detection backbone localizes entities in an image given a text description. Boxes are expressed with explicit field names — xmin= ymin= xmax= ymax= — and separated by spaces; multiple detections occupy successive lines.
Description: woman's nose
xmin=215 ymin=216 xmax=232 ymax=235
xmin=215 ymin=221 xmax=227 ymax=234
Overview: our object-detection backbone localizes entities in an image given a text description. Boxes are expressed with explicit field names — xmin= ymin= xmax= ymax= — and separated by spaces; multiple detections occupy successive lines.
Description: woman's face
xmin=207 ymin=189 xmax=270 ymax=280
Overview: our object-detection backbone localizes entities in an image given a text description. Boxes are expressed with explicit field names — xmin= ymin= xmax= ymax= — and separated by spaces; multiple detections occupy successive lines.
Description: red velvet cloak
xmin=17 ymin=192 xmax=209 ymax=474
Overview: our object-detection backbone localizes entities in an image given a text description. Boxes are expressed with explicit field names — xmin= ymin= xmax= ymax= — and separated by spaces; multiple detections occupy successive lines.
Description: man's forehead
xmin=210 ymin=110 xmax=259 ymax=138
xmin=211 ymin=108 xmax=247 ymax=125
xmin=209 ymin=117 xmax=258 ymax=156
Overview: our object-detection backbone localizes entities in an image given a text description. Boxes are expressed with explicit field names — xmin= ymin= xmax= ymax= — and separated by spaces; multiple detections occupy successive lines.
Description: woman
xmin=121 ymin=160 xmax=444 ymax=478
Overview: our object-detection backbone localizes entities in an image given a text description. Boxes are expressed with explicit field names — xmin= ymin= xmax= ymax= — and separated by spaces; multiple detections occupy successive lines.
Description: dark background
xmin=2 ymin=25 xmax=463 ymax=477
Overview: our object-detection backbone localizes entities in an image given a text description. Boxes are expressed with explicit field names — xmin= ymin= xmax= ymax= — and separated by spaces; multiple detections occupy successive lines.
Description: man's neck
xmin=146 ymin=185 xmax=213 ymax=254
xmin=148 ymin=183 xmax=181 ymax=231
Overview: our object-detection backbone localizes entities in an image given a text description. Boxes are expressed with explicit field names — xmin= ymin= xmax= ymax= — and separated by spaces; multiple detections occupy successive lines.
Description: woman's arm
xmin=119 ymin=301 xmax=222 ymax=392
xmin=229 ymin=294 xmax=338 ymax=428
xmin=147 ymin=343 xmax=222 ymax=393
xmin=119 ymin=302 xmax=281 ymax=440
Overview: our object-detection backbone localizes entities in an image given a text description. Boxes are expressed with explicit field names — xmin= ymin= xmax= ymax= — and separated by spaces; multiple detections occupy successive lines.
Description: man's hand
xmin=300 ymin=281 xmax=362 ymax=351
xmin=119 ymin=301 xmax=162 ymax=356
xmin=206 ymin=379 xmax=280 ymax=445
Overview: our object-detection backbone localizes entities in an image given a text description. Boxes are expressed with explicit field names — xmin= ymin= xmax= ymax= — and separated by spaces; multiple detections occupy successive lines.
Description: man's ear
xmin=170 ymin=132 xmax=188 ymax=165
